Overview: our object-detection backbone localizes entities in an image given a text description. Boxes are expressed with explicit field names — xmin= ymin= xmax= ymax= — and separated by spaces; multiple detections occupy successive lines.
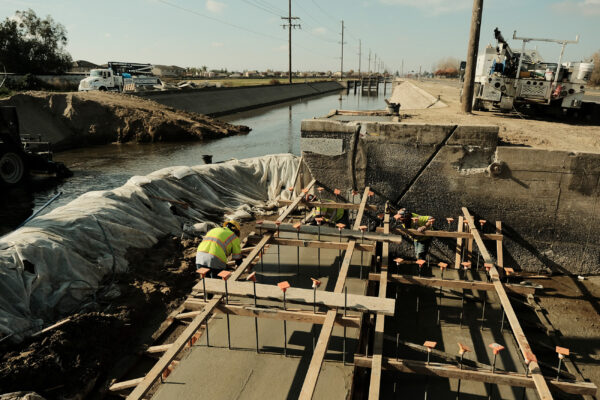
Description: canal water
xmin=2 ymin=84 xmax=390 ymax=233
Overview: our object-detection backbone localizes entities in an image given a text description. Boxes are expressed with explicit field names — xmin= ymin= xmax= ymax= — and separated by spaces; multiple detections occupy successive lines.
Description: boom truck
xmin=78 ymin=62 xmax=161 ymax=92
xmin=472 ymin=28 xmax=594 ymax=114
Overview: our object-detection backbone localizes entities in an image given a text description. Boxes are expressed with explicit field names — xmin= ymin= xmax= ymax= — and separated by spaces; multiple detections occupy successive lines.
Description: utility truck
xmin=78 ymin=62 xmax=161 ymax=92
xmin=473 ymin=28 xmax=593 ymax=114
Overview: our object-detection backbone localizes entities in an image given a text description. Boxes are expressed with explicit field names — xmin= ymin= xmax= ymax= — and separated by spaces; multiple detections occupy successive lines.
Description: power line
xmin=241 ymin=0 xmax=280 ymax=17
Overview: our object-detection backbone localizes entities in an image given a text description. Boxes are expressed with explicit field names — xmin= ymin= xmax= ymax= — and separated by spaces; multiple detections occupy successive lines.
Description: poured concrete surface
xmin=389 ymin=81 xmax=447 ymax=110
xmin=153 ymin=230 xmax=367 ymax=400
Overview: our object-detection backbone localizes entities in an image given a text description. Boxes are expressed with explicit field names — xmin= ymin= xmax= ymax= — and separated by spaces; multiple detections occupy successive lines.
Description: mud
xmin=0 ymin=91 xmax=250 ymax=151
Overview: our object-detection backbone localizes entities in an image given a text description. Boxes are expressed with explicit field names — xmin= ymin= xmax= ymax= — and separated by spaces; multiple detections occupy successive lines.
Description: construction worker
xmin=396 ymin=208 xmax=435 ymax=260
xmin=304 ymin=194 xmax=348 ymax=226
xmin=196 ymin=220 xmax=243 ymax=278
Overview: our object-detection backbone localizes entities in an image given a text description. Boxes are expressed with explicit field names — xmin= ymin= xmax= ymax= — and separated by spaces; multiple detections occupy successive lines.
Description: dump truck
xmin=473 ymin=28 xmax=594 ymax=114
xmin=78 ymin=61 xmax=161 ymax=92
xmin=0 ymin=106 xmax=71 ymax=186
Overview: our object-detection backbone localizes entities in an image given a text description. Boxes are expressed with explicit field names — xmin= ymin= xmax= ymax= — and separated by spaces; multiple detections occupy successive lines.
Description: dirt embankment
xmin=0 ymin=91 xmax=250 ymax=151
xmin=0 ymin=235 xmax=201 ymax=399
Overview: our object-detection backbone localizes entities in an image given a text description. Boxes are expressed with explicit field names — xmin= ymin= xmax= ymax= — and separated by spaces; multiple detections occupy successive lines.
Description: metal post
xmin=253 ymin=280 xmax=259 ymax=353
xmin=202 ymin=277 xmax=207 ymax=302
xmin=557 ymin=357 xmax=563 ymax=381
xmin=480 ymin=293 xmax=487 ymax=331
xmin=283 ymin=291 xmax=288 ymax=356
xmin=277 ymin=224 xmax=281 ymax=273
xmin=317 ymin=222 xmax=321 ymax=277
xmin=500 ymin=309 xmax=506 ymax=332
xmin=296 ymin=229 xmax=300 ymax=275
xmin=343 ymin=286 xmax=347 ymax=365
xmin=224 ymin=279 xmax=231 ymax=350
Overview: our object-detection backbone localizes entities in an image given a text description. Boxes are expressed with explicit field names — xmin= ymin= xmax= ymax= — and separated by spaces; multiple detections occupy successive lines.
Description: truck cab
xmin=78 ymin=69 xmax=123 ymax=92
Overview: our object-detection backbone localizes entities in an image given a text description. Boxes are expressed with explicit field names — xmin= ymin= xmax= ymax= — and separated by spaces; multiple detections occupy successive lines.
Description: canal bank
xmin=136 ymin=81 xmax=344 ymax=117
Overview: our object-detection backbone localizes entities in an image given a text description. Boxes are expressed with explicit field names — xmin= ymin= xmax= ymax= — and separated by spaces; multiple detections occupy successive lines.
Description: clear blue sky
xmin=2 ymin=0 xmax=598 ymax=73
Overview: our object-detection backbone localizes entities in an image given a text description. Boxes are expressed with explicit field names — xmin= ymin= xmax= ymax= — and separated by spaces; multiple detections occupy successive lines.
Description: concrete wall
xmin=135 ymin=81 xmax=344 ymax=116
xmin=300 ymin=119 xmax=600 ymax=274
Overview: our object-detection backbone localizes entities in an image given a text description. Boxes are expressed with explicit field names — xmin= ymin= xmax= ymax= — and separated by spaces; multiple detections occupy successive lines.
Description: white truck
xmin=473 ymin=28 xmax=594 ymax=114
xmin=78 ymin=62 xmax=161 ymax=92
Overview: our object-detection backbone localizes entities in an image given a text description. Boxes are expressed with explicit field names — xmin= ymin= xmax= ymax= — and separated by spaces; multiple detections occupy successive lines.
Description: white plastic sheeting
xmin=0 ymin=154 xmax=301 ymax=342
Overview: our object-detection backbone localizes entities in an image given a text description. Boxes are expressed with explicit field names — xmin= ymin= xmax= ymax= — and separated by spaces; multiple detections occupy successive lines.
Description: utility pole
xmin=339 ymin=20 xmax=346 ymax=79
xmin=281 ymin=0 xmax=300 ymax=84
xmin=461 ymin=0 xmax=484 ymax=113
xmin=374 ymin=54 xmax=377 ymax=73
xmin=358 ymin=39 xmax=362 ymax=77
xmin=401 ymin=59 xmax=404 ymax=76
xmin=368 ymin=49 xmax=371 ymax=75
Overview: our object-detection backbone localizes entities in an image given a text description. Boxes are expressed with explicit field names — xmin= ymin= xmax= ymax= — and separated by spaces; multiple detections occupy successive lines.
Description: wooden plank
xmin=454 ymin=216 xmax=464 ymax=269
xmin=246 ymin=235 xmax=374 ymax=252
xmin=368 ymin=211 xmax=389 ymax=399
xmin=194 ymin=274 xmax=393 ymax=315
xmin=376 ymin=226 xmax=503 ymax=241
xmin=462 ymin=208 xmax=554 ymax=400
xmin=298 ymin=186 xmax=371 ymax=400
xmin=496 ymin=221 xmax=504 ymax=269
xmin=259 ymin=221 xmax=403 ymax=244
xmin=278 ymin=199 xmax=378 ymax=211
xmin=110 ymin=378 xmax=145 ymax=392
xmin=354 ymin=357 xmax=597 ymax=396
xmin=368 ymin=273 xmax=536 ymax=295
xmin=178 ymin=301 xmax=361 ymax=328
xmin=125 ymin=182 xmax=315 ymax=400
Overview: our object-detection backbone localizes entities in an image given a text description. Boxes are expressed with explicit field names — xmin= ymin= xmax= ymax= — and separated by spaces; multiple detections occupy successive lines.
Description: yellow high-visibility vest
xmin=197 ymin=227 xmax=241 ymax=266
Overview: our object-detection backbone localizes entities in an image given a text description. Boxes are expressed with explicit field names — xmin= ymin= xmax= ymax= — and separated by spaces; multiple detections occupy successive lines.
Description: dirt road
xmin=401 ymin=79 xmax=600 ymax=153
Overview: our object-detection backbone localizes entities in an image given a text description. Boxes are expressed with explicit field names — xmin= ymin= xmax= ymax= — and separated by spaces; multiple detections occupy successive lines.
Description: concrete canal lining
xmin=135 ymin=81 xmax=344 ymax=117
xmin=300 ymin=119 xmax=600 ymax=274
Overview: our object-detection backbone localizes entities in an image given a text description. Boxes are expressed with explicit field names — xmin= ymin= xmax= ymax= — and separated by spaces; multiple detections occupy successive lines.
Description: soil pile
xmin=0 ymin=91 xmax=250 ymax=150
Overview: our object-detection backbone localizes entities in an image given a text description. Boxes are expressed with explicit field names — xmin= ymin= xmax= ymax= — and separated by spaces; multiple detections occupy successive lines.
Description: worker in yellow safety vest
xmin=304 ymin=194 xmax=347 ymax=226
xmin=396 ymin=208 xmax=435 ymax=261
xmin=196 ymin=220 xmax=243 ymax=278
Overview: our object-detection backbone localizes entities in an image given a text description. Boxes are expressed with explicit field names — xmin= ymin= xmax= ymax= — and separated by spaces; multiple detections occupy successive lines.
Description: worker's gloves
xmin=417 ymin=226 xmax=427 ymax=233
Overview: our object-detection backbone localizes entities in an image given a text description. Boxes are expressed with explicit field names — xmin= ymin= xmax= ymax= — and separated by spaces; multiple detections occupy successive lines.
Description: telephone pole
xmin=358 ymin=39 xmax=362 ymax=77
xmin=374 ymin=54 xmax=377 ymax=73
xmin=339 ymin=20 xmax=346 ymax=79
xmin=461 ymin=0 xmax=484 ymax=113
xmin=368 ymin=49 xmax=371 ymax=75
xmin=281 ymin=0 xmax=300 ymax=84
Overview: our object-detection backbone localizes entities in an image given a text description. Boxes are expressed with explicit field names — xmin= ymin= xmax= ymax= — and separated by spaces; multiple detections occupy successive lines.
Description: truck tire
xmin=99 ymin=86 xmax=107 ymax=91
xmin=0 ymin=151 xmax=26 ymax=185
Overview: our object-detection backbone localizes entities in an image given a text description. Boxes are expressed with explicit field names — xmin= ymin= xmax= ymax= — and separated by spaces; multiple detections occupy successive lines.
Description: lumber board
xmin=125 ymin=182 xmax=315 ymax=399
xmin=278 ymin=199 xmax=378 ymax=211
xmin=246 ymin=235 xmax=374 ymax=252
xmin=110 ymin=377 xmax=145 ymax=392
xmin=178 ymin=301 xmax=361 ymax=328
xmin=376 ymin=226 xmax=503 ymax=241
xmin=368 ymin=212 xmax=389 ymax=400
xmin=462 ymin=208 xmax=553 ymax=400
xmin=354 ymin=357 xmax=597 ymax=396
xmin=194 ymin=276 xmax=393 ymax=315
xmin=454 ymin=216 xmax=464 ymax=269
xmin=298 ymin=186 xmax=370 ymax=400
xmin=258 ymin=221 xmax=404 ymax=244
xmin=368 ymin=273 xmax=536 ymax=295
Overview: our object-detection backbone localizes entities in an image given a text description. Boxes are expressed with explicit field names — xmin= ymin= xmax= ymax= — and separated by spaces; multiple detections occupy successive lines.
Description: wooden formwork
xmin=107 ymin=184 xmax=596 ymax=400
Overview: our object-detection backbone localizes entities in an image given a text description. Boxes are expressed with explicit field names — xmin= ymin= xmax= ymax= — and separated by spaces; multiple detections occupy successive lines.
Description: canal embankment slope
xmin=136 ymin=80 xmax=344 ymax=117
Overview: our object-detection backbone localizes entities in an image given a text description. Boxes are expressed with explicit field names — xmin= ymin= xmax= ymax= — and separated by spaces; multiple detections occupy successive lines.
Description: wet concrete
xmin=153 ymin=230 xmax=367 ymax=400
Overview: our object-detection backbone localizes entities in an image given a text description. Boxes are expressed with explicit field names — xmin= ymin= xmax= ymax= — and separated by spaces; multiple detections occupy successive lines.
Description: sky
xmin=1 ymin=0 xmax=599 ymax=73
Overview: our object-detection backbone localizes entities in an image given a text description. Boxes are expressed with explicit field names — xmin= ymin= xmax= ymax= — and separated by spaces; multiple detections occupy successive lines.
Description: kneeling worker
xmin=304 ymin=194 xmax=348 ymax=226
xmin=196 ymin=220 xmax=243 ymax=278
xmin=396 ymin=208 xmax=435 ymax=261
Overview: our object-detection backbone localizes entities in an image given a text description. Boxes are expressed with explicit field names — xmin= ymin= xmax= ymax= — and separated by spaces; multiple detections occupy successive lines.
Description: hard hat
xmin=223 ymin=220 xmax=241 ymax=234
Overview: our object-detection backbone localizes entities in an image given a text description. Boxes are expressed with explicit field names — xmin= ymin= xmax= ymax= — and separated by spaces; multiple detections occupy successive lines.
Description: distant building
xmin=151 ymin=65 xmax=186 ymax=78
xmin=70 ymin=60 xmax=99 ymax=73
xmin=244 ymin=70 xmax=259 ymax=78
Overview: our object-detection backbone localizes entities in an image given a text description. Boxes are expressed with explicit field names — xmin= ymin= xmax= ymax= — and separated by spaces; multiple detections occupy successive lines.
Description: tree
xmin=591 ymin=51 xmax=600 ymax=87
xmin=0 ymin=9 xmax=72 ymax=74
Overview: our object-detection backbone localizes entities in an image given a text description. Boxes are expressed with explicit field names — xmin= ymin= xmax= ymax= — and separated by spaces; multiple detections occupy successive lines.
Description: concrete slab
xmin=153 ymin=231 xmax=368 ymax=400
xmin=389 ymin=81 xmax=447 ymax=110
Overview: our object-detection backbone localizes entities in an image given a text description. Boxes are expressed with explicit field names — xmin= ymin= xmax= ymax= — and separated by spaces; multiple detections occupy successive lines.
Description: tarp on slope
xmin=0 ymin=154 xmax=301 ymax=342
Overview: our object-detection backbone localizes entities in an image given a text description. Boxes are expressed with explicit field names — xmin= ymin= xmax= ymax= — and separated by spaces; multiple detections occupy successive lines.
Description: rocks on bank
xmin=0 ymin=91 xmax=250 ymax=150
